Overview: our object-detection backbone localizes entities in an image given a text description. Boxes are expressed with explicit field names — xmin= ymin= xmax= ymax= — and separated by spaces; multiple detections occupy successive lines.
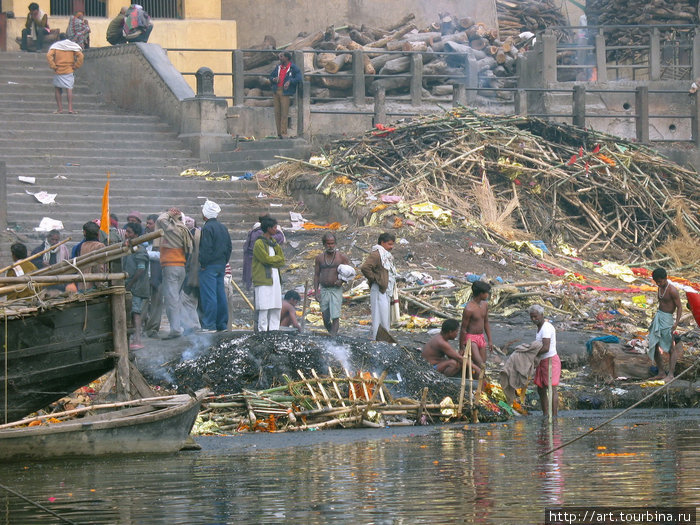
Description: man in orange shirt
xmin=156 ymin=208 xmax=194 ymax=339
xmin=47 ymin=33 xmax=84 ymax=114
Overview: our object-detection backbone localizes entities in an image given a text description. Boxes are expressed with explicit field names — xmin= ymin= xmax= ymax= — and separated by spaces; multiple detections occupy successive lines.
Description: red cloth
xmin=534 ymin=354 xmax=561 ymax=387
xmin=277 ymin=63 xmax=290 ymax=88
xmin=462 ymin=333 xmax=487 ymax=349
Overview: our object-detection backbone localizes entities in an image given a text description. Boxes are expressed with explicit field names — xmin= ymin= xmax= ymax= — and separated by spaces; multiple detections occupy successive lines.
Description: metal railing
xmin=50 ymin=0 xmax=180 ymax=18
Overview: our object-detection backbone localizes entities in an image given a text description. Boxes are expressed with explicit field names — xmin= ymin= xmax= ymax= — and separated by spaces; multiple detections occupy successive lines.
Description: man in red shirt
xmin=269 ymin=52 xmax=302 ymax=138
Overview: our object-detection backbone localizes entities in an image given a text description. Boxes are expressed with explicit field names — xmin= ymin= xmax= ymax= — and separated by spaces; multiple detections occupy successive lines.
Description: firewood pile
xmin=242 ymin=12 xmax=529 ymax=103
xmin=586 ymin=0 xmax=698 ymax=65
xmin=262 ymin=108 xmax=700 ymax=259
xmin=192 ymin=368 xmax=508 ymax=434
xmin=496 ymin=0 xmax=569 ymax=41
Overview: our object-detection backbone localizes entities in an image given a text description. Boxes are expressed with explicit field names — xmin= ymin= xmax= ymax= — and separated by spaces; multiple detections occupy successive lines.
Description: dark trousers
xmin=21 ymin=24 xmax=46 ymax=51
xmin=199 ymin=264 xmax=228 ymax=331
xmin=144 ymin=282 xmax=163 ymax=334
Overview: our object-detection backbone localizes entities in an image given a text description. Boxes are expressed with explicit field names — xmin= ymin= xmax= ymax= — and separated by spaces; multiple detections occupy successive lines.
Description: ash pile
xmin=173 ymin=331 xmax=461 ymax=401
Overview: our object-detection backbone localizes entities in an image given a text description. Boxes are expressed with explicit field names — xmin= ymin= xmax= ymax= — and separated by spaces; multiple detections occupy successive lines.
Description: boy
xmin=422 ymin=319 xmax=471 ymax=377
xmin=459 ymin=280 xmax=492 ymax=373
xmin=280 ymin=290 xmax=302 ymax=331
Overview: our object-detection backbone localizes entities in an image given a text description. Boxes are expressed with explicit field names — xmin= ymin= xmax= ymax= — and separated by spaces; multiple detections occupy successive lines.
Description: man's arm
xmin=484 ymin=303 xmax=493 ymax=351
xmin=439 ymin=339 xmax=463 ymax=362
xmin=47 ymin=49 xmax=57 ymax=70
xmin=537 ymin=338 xmax=551 ymax=356
xmin=459 ymin=307 xmax=473 ymax=352
xmin=74 ymin=51 xmax=84 ymax=69
xmin=288 ymin=306 xmax=301 ymax=330
xmin=313 ymin=256 xmax=321 ymax=296
xmin=672 ymin=287 xmax=683 ymax=330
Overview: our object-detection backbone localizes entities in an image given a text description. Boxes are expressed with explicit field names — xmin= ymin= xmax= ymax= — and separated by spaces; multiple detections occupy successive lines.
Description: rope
xmin=0 ymin=481 xmax=78 ymax=524
xmin=63 ymin=259 xmax=89 ymax=330
xmin=540 ymin=358 xmax=699 ymax=456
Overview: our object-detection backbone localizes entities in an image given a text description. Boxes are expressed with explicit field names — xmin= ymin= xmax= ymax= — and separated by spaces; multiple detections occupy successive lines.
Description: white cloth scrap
xmin=35 ymin=217 xmax=64 ymax=232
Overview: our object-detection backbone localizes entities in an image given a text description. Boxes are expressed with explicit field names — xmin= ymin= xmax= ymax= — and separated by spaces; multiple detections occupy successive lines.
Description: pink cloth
xmin=463 ymin=333 xmax=487 ymax=349
xmin=534 ymin=354 xmax=561 ymax=387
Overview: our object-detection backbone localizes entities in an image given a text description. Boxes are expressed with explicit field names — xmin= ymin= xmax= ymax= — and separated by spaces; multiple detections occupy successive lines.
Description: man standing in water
xmin=648 ymin=267 xmax=683 ymax=382
xmin=529 ymin=304 xmax=560 ymax=418
xmin=313 ymin=233 xmax=350 ymax=336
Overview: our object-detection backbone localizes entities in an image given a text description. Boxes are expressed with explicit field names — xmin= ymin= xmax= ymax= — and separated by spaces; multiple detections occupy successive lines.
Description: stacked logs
xmin=242 ymin=12 xmax=526 ymax=104
xmin=496 ymin=0 xmax=569 ymax=41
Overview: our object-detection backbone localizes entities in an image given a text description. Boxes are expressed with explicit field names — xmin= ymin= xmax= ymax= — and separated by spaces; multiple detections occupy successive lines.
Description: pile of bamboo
xmin=194 ymin=368 xmax=494 ymax=434
xmin=243 ymin=12 xmax=524 ymax=102
xmin=264 ymin=108 xmax=700 ymax=259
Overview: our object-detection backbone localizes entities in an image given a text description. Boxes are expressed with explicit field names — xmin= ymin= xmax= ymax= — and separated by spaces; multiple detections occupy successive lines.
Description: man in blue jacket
xmin=198 ymin=200 xmax=232 ymax=332
xmin=269 ymin=51 xmax=302 ymax=138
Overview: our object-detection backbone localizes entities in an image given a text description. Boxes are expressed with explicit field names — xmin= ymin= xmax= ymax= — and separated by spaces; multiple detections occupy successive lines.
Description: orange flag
xmin=100 ymin=175 xmax=110 ymax=237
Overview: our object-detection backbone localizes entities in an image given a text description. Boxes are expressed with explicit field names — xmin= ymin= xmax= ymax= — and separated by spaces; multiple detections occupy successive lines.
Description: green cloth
xmin=252 ymin=237 xmax=285 ymax=286
xmin=647 ymin=310 xmax=673 ymax=359
xmin=320 ymin=286 xmax=343 ymax=320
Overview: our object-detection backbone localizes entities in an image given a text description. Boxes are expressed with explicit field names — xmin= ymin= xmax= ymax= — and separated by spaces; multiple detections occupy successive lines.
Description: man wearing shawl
xmin=46 ymin=34 xmax=83 ymax=114
xmin=66 ymin=11 xmax=90 ymax=49
xmin=123 ymin=4 xmax=153 ymax=43
xmin=156 ymin=208 xmax=194 ymax=339
xmin=252 ymin=216 xmax=286 ymax=331
xmin=360 ymin=232 xmax=397 ymax=340
xmin=198 ymin=200 xmax=232 ymax=332
xmin=31 ymin=229 xmax=69 ymax=269
xmin=21 ymin=2 xmax=50 ymax=52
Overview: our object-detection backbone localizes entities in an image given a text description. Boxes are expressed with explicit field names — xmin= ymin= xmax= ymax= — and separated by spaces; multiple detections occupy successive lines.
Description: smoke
xmin=320 ymin=339 xmax=353 ymax=374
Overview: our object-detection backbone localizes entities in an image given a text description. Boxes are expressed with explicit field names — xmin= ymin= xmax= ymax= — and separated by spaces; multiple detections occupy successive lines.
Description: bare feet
xmin=650 ymin=372 xmax=666 ymax=380
xmin=53 ymin=110 xmax=62 ymax=114
xmin=663 ymin=374 xmax=674 ymax=383
xmin=68 ymin=110 xmax=78 ymax=114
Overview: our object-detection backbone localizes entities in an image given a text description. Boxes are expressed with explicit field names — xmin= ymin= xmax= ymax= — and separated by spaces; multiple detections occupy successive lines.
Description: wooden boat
xmin=0 ymin=290 xmax=119 ymax=423
xmin=0 ymin=389 xmax=208 ymax=460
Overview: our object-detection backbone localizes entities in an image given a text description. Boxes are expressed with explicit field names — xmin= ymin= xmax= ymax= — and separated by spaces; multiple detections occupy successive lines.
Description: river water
xmin=1 ymin=409 xmax=698 ymax=524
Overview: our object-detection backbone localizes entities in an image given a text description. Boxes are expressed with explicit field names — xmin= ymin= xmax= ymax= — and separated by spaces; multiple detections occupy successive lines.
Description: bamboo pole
xmin=301 ymin=280 xmax=309 ymax=331
xmin=111 ymin=286 xmax=130 ymax=401
xmin=457 ymin=351 xmax=468 ymax=418
xmin=547 ymin=358 xmax=553 ymax=424
xmin=230 ymin=278 xmax=254 ymax=310
xmin=297 ymin=370 xmax=323 ymax=409
xmin=311 ymin=369 xmax=333 ymax=408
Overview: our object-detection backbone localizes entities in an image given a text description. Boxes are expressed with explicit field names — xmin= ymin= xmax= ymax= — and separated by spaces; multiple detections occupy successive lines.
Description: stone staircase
xmin=0 ymin=51 xmax=314 ymax=286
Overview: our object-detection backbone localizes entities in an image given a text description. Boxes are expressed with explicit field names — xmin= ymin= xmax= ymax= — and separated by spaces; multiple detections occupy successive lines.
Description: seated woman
xmin=66 ymin=11 xmax=90 ymax=49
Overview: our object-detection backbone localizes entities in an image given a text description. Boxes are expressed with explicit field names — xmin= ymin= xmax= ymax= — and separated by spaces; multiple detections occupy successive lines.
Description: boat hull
xmin=0 ymin=390 xmax=207 ymax=460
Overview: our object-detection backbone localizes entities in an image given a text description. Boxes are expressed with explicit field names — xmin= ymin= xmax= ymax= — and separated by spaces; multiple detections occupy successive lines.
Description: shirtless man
xmin=648 ymin=267 xmax=683 ymax=382
xmin=313 ymin=233 xmax=350 ymax=336
xmin=280 ymin=290 xmax=301 ymax=331
xmin=422 ymin=319 xmax=472 ymax=377
xmin=459 ymin=280 xmax=493 ymax=373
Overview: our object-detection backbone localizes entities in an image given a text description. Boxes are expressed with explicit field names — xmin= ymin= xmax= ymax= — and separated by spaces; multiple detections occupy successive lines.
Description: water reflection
xmin=1 ymin=410 xmax=698 ymax=524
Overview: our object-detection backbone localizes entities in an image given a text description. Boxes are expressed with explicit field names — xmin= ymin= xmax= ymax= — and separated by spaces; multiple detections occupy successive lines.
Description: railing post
xmin=649 ymin=27 xmax=661 ymax=81
xmin=232 ymin=49 xmax=245 ymax=106
xmin=352 ymin=49 xmax=366 ymax=106
xmin=514 ymin=89 xmax=528 ymax=115
xmin=542 ymin=32 xmax=557 ymax=83
xmin=692 ymin=92 xmax=700 ymax=148
xmin=693 ymin=30 xmax=700 ymax=80
xmin=466 ymin=54 xmax=478 ymax=104
xmin=635 ymin=86 xmax=649 ymax=144
xmin=595 ymin=33 xmax=608 ymax=83
xmin=0 ymin=162 xmax=6 ymax=232
xmin=297 ymin=80 xmax=311 ymax=140
xmin=409 ymin=53 xmax=423 ymax=106
xmin=572 ymin=85 xmax=586 ymax=127
xmin=453 ymin=84 xmax=466 ymax=106
xmin=373 ymin=84 xmax=386 ymax=125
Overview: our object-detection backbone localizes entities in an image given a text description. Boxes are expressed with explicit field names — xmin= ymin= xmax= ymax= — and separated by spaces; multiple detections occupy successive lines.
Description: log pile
xmin=242 ymin=12 xmax=525 ymax=102
xmin=586 ymin=0 xmax=698 ymax=64
xmin=263 ymin=108 xmax=700 ymax=259
xmin=496 ymin=0 xmax=568 ymax=41
xmin=192 ymin=368 xmax=507 ymax=434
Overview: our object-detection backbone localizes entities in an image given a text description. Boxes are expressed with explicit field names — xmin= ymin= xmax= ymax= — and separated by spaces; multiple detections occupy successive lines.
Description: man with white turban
xmin=198 ymin=200 xmax=232 ymax=332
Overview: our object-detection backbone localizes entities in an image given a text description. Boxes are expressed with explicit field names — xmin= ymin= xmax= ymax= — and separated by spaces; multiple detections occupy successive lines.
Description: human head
xmin=284 ymin=290 xmax=301 ymax=304
xmin=126 ymin=211 xmax=142 ymax=224
xmin=10 ymin=242 xmax=27 ymax=261
xmin=651 ymin=267 xmax=668 ymax=286
xmin=441 ymin=319 xmax=459 ymax=339
xmin=119 ymin=6 xmax=127 ymax=15
xmin=529 ymin=304 xmax=545 ymax=326
xmin=46 ymin=229 xmax=61 ymax=246
xmin=83 ymin=221 xmax=100 ymax=241
xmin=202 ymin=200 xmax=221 ymax=220
xmin=167 ymin=207 xmax=182 ymax=221
xmin=184 ymin=216 xmax=195 ymax=230
xmin=124 ymin=221 xmax=142 ymax=240
xmin=28 ymin=3 xmax=39 ymax=12
xmin=378 ymin=232 xmax=395 ymax=251
xmin=145 ymin=214 xmax=158 ymax=233
xmin=75 ymin=11 xmax=84 ymax=18
xmin=109 ymin=213 xmax=119 ymax=228
xmin=260 ymin=216 xmax=277 ymax=235
xmin=279 ymin=51 xmax=292 ymax=64
xmin=59 ymin=32 xmax=67 ymax=40
xmin=322 ymin=233 xmax=336 ymax=252
xmin=472 ymin=280 xmax=491 ymax=299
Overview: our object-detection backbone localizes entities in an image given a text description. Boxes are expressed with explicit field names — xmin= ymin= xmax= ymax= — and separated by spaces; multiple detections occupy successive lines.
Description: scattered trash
xmin=18 ymin=176 xmax=35 ymax=184
xmin=26 ymin=190 xmax=57 ymax=204
xmin=34 ymin=217 xmax=64 ymax=232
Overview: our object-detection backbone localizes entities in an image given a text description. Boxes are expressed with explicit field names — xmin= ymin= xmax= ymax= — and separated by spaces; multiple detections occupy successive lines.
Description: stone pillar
xmin=693 ymin=33 xmax=700 ymax=81
xmin=514 ymin=89 xmax=527 ymax=115
xmin=466 ymin=54 xmax=478 ymax=104
xmin=635 ymin=86 xmax=649 ymax=144
xmin=572 ymin=85 xmax=586 ymax=127
xmin=373 ymin=84 xmax=386 ymax=126
xmin=179 ymin=67 xmax=230 ymax=160
xmin=409 ymin=53 xmax=423 ymax=106
xmin=232 ymin=50 xmax=245 ymax=106
xmin=352 ymin=49 xmax=366 ymax=106
xmin=595 ymin=33 xmax=608 ymax=83
xmin=297 ymin=80 xmax=311 ymax=140
xmin=649 ymin=28 xmax=661 ymax=81
xmin=692 ymin=92 xmax=700 ymax=148
xmin=542 ymin=32 xmax=557 ymax=83
xmin=452 ymin=84 xmax=466 ymax=107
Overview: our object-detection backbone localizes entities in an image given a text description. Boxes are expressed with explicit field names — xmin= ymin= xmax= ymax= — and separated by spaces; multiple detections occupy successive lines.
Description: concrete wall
xmin=222 ymin=0 xmax=497 ymax=48
xmin=5 ymin=17 xmax=236 ymax=98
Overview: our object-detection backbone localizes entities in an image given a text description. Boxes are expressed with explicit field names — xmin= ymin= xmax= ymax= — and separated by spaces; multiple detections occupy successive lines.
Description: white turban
xmin=202 ymin=200 xmax=221 ymax=219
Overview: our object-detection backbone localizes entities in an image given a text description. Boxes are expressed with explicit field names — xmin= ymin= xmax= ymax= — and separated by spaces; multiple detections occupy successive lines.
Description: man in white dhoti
xmin=252 ymin=216 xmax=286 ymax=331
xmin=360 ymin=232 xmax=397 ymax=340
